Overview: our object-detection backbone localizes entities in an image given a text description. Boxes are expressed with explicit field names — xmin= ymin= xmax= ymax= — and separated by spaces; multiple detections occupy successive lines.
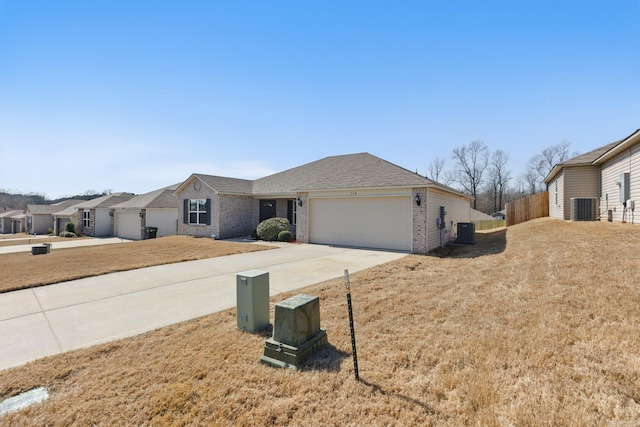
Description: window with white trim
xmin=83 ymin=210 xmax=91 ymax=228
xmin=189 ymin=199 xmax=208 ymax=225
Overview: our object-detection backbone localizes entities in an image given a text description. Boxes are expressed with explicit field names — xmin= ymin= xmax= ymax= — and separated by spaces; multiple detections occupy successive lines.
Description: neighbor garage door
xmin=146 ymin=209 xmax=178 ymax=238
xmin=308 ymin=196 xmax=412 ymax=251
xmin=115 ymin=212 xmax=141 ymax=240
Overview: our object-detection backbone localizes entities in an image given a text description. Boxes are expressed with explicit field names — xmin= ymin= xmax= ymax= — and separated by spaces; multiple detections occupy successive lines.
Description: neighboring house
xmin=470 ymin=209 xmax=496 ymax=221
xmin=544 ymin=128 xmax=640 ymax=224
xmin=174 ymin=153 xmax=473 ymax=253
xmin=52 ymin=206 xmax=80 ymax=236
xmin=592 ymin=129 xmax=640 ymax=223
xmin=544 ymin=142 xmax=619 ymax=221
xmin=0 ymin=209 xmax=20 ymax=233
xmin=11 ymin=212 xmax=25 ymax=233
xmin=24 ymin=200 xmax=84 ymax=235
xmin=492 ymin=211 xmax=506 ymax=220
xmin=110 ymin=184 xmax=180 ymax=240
xmin=73 ymin=192 xmax=135 ymax=237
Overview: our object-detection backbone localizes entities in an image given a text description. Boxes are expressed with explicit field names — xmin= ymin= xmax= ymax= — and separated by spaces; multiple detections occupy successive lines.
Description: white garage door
xmin=146 ymin=209 xmax=178 ymax=237
xmin=95 ymin=209 xmax=112 ymax=236
xmin=308 ymin=196 xmax=412 ymax=251
xmin=115 ymin=212 xmax=142 ymax=240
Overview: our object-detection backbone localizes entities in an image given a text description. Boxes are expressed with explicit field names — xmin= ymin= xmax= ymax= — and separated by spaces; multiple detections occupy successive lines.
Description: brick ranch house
xmin=174 ymin=153 xmax=472 ymax=254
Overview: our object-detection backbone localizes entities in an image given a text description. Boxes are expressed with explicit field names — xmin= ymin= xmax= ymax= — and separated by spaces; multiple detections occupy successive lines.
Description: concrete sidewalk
xmin=0 ymin=244 xmax=406 ymax=371
xmin=0 ymin=237 xmax=131 ymax=255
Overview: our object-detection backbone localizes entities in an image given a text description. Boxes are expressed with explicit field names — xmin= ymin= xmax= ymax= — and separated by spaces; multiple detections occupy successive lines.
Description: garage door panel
xmin=309 ymin=197 xmax=411 ymax=251
xmin=96 ymin=210 xmax=112 ymax=236
xmin=146 ymin=210 xmax=177 ymax=238
xmin=116 ymin=213 xmax=141 ymax=240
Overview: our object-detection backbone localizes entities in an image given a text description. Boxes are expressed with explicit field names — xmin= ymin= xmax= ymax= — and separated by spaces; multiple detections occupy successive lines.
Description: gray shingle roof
xmin=593 ymin=129 xmax=640 ymax=164
xmin=196 ymin=175 xmax=253 ymax=195
xmin=545 ymin=138 xmax=629 ymax=183
xmin=111 ymin=184 xmax=180 ymax=209
xmin=73 ymin=192 xmax=135 ymax=209
xmin=176 ymin=153 xmax=470 ymax=200
xmin=53 ymin=206 xmax=79 ymax=217
xmin=0 ymin=210 xmax=20 ymax=218
xmin=253 ymin=153 xmax=434 ymax=194
xmin=560 ymin=141 xmax=623 ymax=166
xmin=26 ymin=199 xmax=85 ymax=215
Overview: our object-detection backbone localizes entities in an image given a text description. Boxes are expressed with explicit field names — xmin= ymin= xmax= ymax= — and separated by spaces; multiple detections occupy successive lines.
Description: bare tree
xmin=487 ymin=149 xmax=511 ymax=213
xmin=451 ymin=140 xmax=489 ymax=209
xmin=527 ymin=140 xmax=573 ymax=190
xmin=426 ymin=157 xmax=446 ymax=182
xmin=523 ymin=168 xmax=539 ymax=195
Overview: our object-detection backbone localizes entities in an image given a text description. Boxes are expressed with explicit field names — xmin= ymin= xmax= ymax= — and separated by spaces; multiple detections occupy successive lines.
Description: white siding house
xmin=593 ymin=129 xmax=640 ymax=224
xmin=425 ymin=188 xmax=472 ymax=250
xmin=545 ymin=129 xmax=640 ymax=224
xmin=544 ymin=141 xmax=620 ymax=221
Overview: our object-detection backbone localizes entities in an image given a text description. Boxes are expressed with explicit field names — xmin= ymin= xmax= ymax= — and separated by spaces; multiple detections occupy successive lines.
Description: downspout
xmin=424 ymin=190 xmax=428 ymax=254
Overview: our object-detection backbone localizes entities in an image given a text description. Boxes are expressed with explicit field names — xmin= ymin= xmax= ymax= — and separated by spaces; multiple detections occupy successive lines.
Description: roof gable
xmin=173 ymin=174 xmax=253 ymax=195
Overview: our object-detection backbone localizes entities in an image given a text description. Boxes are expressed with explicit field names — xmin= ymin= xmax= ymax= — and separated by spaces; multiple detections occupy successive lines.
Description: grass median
xmin=0 ymin=236 xmax=273 ymax=293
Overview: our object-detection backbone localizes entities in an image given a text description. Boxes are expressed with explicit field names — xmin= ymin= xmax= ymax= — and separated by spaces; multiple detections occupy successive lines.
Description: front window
xmin=287 ymin=200 xmax=297 ymax=226
xmin=83 ymin=210 xmax=91 ymax=228
xmin=189 ymin=199 xmax=208 ymax=225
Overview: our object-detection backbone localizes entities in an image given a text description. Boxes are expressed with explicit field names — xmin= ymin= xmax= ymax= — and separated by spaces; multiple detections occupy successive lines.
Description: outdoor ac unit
xmin=570 ymin=198 xmax=596 ymax=221
xmin=456 ymin=222 xmax=475 ymax=244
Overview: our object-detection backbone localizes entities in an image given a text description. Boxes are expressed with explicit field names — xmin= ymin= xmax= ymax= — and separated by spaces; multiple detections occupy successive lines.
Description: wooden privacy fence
xmin=506 ymin=192 xmax=549 ymax=226
xmin=473 ymin=219 xmax=506 ymax=230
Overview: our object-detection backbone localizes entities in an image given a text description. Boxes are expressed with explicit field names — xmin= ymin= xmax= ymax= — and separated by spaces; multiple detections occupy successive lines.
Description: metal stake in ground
xmin=344 ymin=269 xmax=359 ymax=381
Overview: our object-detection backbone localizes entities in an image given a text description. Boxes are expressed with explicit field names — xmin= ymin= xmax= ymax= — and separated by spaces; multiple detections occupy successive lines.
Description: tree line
xmin=427 ymin=140 xmax=576 ymax=214
xmin=0 ymin=189 xmax=111 ymax=210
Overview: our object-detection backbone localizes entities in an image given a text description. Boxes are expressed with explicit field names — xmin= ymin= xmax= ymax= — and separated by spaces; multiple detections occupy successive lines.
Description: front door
xmin=259 ymin=200 xmax=277 ymax=222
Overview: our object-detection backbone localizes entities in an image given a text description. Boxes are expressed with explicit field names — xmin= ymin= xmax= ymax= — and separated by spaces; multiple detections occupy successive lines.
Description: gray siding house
xmin=174 ymin=153 xmax=472 ymax=253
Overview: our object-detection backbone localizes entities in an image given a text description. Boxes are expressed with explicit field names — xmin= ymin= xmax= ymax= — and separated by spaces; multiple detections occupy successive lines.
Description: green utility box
xmin=236 ymin=269 xmax=270 ymax=332
xmin=260 ymin=293 xmax=327 ymax=370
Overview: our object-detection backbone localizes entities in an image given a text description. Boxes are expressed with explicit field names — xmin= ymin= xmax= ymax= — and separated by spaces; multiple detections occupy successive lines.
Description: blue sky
xmin=1 ymin=1 xmax=638 ymax=199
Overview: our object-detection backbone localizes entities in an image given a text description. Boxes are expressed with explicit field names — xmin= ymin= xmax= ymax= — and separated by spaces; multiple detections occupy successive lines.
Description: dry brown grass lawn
xmin=0 ymin=236 xmax=272 ymax=293
xmin=1 ymin=218 xmax=640 ymax=425
xmin=0 ymin=236 xmax=91 ymax=248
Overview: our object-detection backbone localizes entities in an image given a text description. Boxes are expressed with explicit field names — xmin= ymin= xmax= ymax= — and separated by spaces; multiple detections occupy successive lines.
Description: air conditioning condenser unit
xmin=570 ymin=198 xmax=596 ymax=221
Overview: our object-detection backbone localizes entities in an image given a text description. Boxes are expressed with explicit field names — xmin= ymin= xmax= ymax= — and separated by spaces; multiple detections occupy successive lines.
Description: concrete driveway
xmin=0 ymin=237 xmax=131 ymax=255
xmin=0 ymin=243 xmax=406 ymax=372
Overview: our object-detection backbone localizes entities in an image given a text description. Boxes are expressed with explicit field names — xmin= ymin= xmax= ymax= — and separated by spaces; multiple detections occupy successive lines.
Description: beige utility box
xmin=236 ymin=269 xmax=270 ymax=332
